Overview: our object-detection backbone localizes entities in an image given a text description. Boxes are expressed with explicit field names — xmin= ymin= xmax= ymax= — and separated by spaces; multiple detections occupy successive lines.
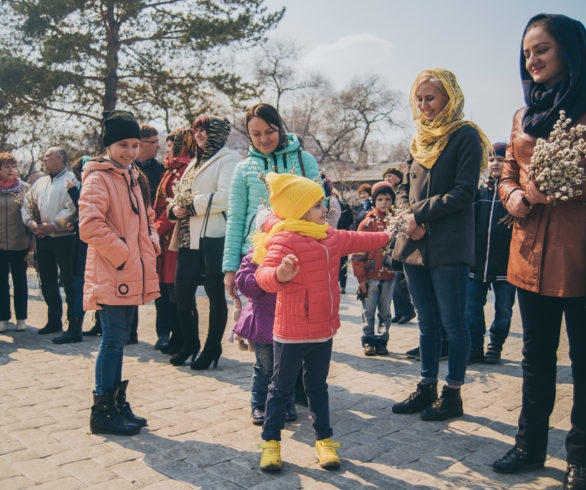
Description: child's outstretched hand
xmin=276 ymin=254 xmax=300 ymax=283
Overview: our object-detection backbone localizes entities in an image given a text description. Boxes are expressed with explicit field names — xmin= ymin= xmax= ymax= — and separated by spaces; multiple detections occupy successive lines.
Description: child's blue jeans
xmin=262 ymin=340 xmax=333 ymax=441
xmin=362 ymin=278 xmax=394 ymax=346
xmin=251 ymin=343 xmax=294 ymax=410
xmin=95 ymin=305 xmax=136 ymax=395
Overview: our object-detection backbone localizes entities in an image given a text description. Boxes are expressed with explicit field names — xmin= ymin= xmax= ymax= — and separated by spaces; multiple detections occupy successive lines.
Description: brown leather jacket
xmin=499 ymin=108 xmax=586 ymax=297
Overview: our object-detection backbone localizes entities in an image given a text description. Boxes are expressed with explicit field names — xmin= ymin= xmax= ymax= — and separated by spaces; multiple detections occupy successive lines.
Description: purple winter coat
xmin=232 ymin=251 xmax=276 ymax=345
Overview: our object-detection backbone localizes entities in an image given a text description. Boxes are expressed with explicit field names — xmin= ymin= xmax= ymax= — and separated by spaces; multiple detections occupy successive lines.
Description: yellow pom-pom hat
xmin=265 ymin=172 xmax=325 ymax=220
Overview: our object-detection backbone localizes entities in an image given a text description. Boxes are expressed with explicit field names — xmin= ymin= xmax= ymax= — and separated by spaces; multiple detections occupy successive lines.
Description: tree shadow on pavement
xmin=0 ymin=327 xmax=97 ymax=365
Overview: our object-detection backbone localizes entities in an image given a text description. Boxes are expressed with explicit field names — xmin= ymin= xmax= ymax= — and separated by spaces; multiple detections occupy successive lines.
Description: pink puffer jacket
xmin=256 ymin=227 xmax=389 ymax=341
xmin=79 ymin=159 xmax=160 ymax=310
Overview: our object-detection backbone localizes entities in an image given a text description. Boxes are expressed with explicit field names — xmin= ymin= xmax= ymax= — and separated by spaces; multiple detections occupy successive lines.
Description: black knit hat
xmin=102 ymin=111 xmax=141 ymax=147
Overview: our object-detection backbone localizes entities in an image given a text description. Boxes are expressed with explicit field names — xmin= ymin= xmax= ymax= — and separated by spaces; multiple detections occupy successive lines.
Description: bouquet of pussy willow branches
xmin=379 ymin=205 xmax=411 ymax=271
xmin=384 ymin=205 xmax=411 ymax=241
xmin=500 ymin=110 xmax=585 ymax=228
xmin=530 ymin=110 xmax=585 ymax=200
xmin=167 ymin=168 xmax=194 ymax=209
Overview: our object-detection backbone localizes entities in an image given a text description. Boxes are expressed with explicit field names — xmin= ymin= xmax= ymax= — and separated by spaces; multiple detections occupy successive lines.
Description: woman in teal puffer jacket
xmin=222 ymin=103 xmax=320 ymax=297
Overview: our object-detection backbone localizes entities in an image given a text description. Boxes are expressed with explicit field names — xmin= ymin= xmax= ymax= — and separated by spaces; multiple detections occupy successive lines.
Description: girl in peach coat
xmin=79 ymin=111 xmax=160 ymax=437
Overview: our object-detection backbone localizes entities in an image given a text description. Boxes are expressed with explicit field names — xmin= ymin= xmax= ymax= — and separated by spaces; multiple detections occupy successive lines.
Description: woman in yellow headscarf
xmin=391 ymin=68 xmax=491 ymax=422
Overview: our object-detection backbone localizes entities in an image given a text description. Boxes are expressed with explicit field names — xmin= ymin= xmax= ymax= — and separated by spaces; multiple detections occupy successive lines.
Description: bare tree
xmin=287 ymin=76 xmax=404 ymax=167
xmin=254 ymin=40 xmax=319 ymax=114
xmin=338 ymin=76 xmax=403 ymax=167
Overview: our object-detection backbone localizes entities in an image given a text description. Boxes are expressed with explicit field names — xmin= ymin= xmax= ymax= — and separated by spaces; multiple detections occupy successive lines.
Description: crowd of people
xmin=0 ymin=12 xmax=584 ymax=489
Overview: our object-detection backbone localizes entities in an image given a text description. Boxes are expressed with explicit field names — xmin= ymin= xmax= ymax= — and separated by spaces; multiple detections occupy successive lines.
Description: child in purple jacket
xmin=233 ymin=213 xmax=296 ymax=426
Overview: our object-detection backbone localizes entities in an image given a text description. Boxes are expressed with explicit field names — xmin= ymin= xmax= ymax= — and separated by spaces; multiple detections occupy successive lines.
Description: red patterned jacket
xmin=352 ymin=208 xmax=395 ymax=283
xmin=154 ymin=156 xmax=190 ymax=283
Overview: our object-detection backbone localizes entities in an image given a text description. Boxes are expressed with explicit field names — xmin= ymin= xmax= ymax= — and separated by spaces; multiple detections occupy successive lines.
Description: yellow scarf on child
xmin=252 ymin=218 xmax=329 ymax=264
xmin=409 ymin=69 xmax=491 ymax=170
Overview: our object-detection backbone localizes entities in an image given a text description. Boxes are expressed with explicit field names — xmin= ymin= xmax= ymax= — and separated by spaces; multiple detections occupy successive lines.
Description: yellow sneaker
xmin=259 ymin=440 xmax=282 ymax=471
xmin=315 ymin=438 xmax=342 ymax=469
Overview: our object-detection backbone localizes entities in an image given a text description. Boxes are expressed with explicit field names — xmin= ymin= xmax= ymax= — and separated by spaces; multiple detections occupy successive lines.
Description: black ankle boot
xmin=170 ymin=335 xmax=200 ymax=366
xmin=52 ymin=317 xmax=83 ymax=344
xmin=492 ymin=446 xmax=545 ymax=474
xmin=114 ymin=380 xmax=147 ymax=427
xmin=90 ymin=390 xmax=141 ymax=435
xmin=38 ymin=323 xmax=62 ymax=334
xmin=164 ymin=332 xmax=182 ymax=355
xmin=392 ymin=382 xmax=438 ymax=414
xmin=420 ymin=385 xmax=464 ymax=421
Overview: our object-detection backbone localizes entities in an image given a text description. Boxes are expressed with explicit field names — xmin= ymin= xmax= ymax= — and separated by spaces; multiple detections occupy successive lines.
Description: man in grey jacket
xmin=22 ymin=147 xmax=77 ymax=337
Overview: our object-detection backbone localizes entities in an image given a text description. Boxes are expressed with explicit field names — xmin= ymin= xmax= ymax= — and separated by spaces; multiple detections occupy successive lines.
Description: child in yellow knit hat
xmin=254 ymin=172 xmax=393 ymax=471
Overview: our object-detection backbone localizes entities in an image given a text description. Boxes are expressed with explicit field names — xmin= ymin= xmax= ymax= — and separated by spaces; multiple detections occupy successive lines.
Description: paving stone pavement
xmin=0 ymin=270 xmax=574 ymax=489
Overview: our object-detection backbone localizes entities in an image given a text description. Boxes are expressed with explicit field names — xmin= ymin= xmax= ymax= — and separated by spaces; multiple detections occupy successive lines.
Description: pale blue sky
xmin=262 ymin=0 xmax=585 ymax=143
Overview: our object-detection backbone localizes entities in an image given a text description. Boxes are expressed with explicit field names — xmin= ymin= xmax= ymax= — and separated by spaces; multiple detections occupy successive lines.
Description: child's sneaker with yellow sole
xmin=315 ymin=438 xmax=342 ymax=469
xmin=259 ymin=440 xmax=282 ymax=471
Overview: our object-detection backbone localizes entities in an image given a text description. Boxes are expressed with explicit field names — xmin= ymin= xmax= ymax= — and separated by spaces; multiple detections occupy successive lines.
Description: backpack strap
xmin=297 ymin=150 xmax=305 ymax=176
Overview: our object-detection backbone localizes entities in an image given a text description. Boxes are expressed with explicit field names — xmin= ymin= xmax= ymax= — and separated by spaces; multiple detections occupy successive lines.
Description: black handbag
xmin=198 ymin=193 xmax=225 ymax=279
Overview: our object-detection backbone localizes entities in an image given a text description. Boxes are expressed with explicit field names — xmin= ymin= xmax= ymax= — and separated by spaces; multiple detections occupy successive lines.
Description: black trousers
xmin=0 ymin=249 xmax=28 ymax=321
xmin=515 ymin=288 xmax=586 ymax=465
xmin=36 ymin=236 xmax=76 ymax=326
xmin=154 ymin=282 xmax=176 ymax=339
xmin=175 ymin=248 xmax=227 ymax=348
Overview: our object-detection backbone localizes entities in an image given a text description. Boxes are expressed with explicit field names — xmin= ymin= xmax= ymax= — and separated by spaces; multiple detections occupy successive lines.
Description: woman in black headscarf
xmin=492 ymin=15 xmax=586 ymax=488
xmin=168 ymin=116 xmax=240 ymax=369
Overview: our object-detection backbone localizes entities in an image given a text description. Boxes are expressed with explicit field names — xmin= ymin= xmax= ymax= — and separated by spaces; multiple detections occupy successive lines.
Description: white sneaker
xmin=16 ymin=320 xmax=26 ymax=331
xmin=0 ymin=320 xmax=8 ymax=332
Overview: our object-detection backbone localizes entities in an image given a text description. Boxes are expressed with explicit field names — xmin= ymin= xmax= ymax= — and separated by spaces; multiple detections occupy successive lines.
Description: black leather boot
xmin=564 ymin=464 xmax=586 ymax=489
xmin=392 ymin=382 xmax=438 ymax=414
xmin=52 ymin=317 xmax=83 ymax=344
xmin=421 ymin=385 xmax=464 ymax=421
xmin=114 ymin=380 xmax=147 ymax=427
xmin=38 ymin=323 xmax=62 ymax=334
xmin=170 ymin=308 xmax=200 ymax=366
xmin=162 ymin=308 xmax=182 ymax=355
xmin=90 ymin=390 xmax=141 ymax=435
xmin=190 ymin=301 xmax=226 ymax=370
xmin=190 ymin=342 xmax=221 ymax=370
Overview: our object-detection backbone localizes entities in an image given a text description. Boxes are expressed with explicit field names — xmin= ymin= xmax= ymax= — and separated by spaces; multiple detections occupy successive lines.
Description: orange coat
xmin=256 ymin=227 xmax=389 ymax=342
xmin=499 ymin=109 xmax=586 ymax=297
xmin=79 ymin=159 xmax=160 ymax=310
